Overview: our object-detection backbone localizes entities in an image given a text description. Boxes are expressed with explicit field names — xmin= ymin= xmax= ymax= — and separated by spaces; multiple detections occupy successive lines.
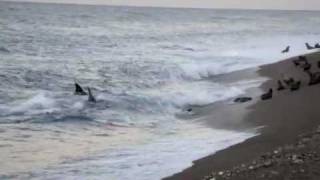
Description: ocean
xmin=0 ymin=1 xmax=320 ymax=179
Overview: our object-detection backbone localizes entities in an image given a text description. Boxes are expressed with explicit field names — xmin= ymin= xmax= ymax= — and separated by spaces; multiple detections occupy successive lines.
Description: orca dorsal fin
xmin=74 ymin=83 xmax=87 ymax=95
xmin=87 ymin=87 xmax=96 ymax=103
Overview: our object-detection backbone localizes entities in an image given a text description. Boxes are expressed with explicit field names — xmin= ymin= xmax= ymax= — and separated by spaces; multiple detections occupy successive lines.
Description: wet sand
xmin=164 ymin=51 xmax=320 ymax=180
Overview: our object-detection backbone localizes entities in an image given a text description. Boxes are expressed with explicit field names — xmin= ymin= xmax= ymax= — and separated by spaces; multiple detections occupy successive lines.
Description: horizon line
xmin=1 ymin=0 xmax=320 ymax=12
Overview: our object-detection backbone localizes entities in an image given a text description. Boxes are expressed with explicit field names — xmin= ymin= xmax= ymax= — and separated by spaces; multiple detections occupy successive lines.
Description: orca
xmin=87 ymin=87 xmax=96 ymax=103
xmin=281 ymin=46 xmax=290 ymax=53
xmin=74 ymin=83 xmax=87 ymax=95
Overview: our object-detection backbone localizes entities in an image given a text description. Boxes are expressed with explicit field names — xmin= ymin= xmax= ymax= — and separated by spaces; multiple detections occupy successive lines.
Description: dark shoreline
xmin=164 ymin=51 xmax=320 ymax=180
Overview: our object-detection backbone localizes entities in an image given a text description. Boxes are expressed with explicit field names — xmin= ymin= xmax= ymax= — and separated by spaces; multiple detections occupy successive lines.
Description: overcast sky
xmin=4 ymin=0 xmax=320 ymax=10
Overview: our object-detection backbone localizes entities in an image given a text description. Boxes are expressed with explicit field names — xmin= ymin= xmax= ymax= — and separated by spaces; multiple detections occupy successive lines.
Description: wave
xmin=1 ymin=3 xmax=320 ymax=128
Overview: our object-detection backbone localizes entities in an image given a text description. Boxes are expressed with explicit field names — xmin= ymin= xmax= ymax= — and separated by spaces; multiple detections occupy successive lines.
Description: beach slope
xmin=164 ymin=51 xmax=320 ymax=180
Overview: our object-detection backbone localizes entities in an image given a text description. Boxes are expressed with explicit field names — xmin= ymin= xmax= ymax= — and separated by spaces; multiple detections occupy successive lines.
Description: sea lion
xmin=261 ymin=89 xmax=273 ymax=100
xmin=281 ymin=46 xmax=290 ymax=53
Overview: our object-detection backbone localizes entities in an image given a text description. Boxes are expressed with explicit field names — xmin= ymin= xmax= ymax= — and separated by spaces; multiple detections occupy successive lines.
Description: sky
xmin=3 ymin=0 xmax=320 ymax=10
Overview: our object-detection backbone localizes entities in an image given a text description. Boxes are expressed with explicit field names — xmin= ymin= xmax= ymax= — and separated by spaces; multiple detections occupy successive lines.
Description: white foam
xmin=28 ymin=124 xmax=257 ymax=180
xmin=9 ymin=91 xmax=58 ymax=115
xmin=71 ymin=101 xmax=85 ymax=110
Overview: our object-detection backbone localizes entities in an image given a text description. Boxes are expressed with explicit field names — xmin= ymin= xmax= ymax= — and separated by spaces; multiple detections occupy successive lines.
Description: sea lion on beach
xmin=74 ymin=83 xmax=87 ymax=95
xmin=283 ymin=78 xmax=295 ymax=86
xmin=261 ymin=89 xmax=273 ymax=100
xmin=306 ymin=70 xmax=320 ymax=86
xmin=234 ymin=97 xmax=252 ymax=103
xmin=301 ymin=61 xmax=311 ymax=71
xmin=299 ymin=56 xmax=307 ymax=61
xmin=292 ymin=59 xmax=300 ymax=66
xmin=290 ymin=81 xmax=301 ymax=91
xmin=299 ymin=55 xmax=306 ymax=60
xmin=277 ymin=80 xmax=285 ymax=91
xmin=281 ymin=46 xmax=290 ymax=53
xmin=293 ymin=56 xmax=307 ymax=66
xmin=305 ymin=43 xmax=315 ymax=50
xmin=87 ymin=87 xmax=96 ymax=102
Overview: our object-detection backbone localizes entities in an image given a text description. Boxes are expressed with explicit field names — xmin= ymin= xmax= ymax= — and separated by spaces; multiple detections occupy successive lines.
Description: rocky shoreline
xmin=203 ymin=125 xmax=320 ymax=180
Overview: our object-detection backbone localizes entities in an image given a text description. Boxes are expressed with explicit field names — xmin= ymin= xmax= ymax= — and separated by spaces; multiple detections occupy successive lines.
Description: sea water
xmin=0 ymin=2 xmax=320 ymax=179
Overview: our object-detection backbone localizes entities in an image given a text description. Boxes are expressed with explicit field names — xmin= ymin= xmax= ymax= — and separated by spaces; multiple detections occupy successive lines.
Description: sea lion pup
xmin=261 ymin=88 xmax=273 ymax=100
xmin=74 ymin=83 xmax=87 ymax=95
xmin=281 ymin=46 xmax=290 ymax=53
xmin=277 ymin=80 xmax=285 ymax=91
xmin=87 ymin=87 xmax=96 ymax=103
xmin=315 ymin=43 xmax=320 ymax=48
xmin=306 ymin=70 xmax=320 ymax=86
xmin=290 ymin=81 xmax=301 ymax=91
xmin=305 ymin=43 xmax=315 ymax=50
